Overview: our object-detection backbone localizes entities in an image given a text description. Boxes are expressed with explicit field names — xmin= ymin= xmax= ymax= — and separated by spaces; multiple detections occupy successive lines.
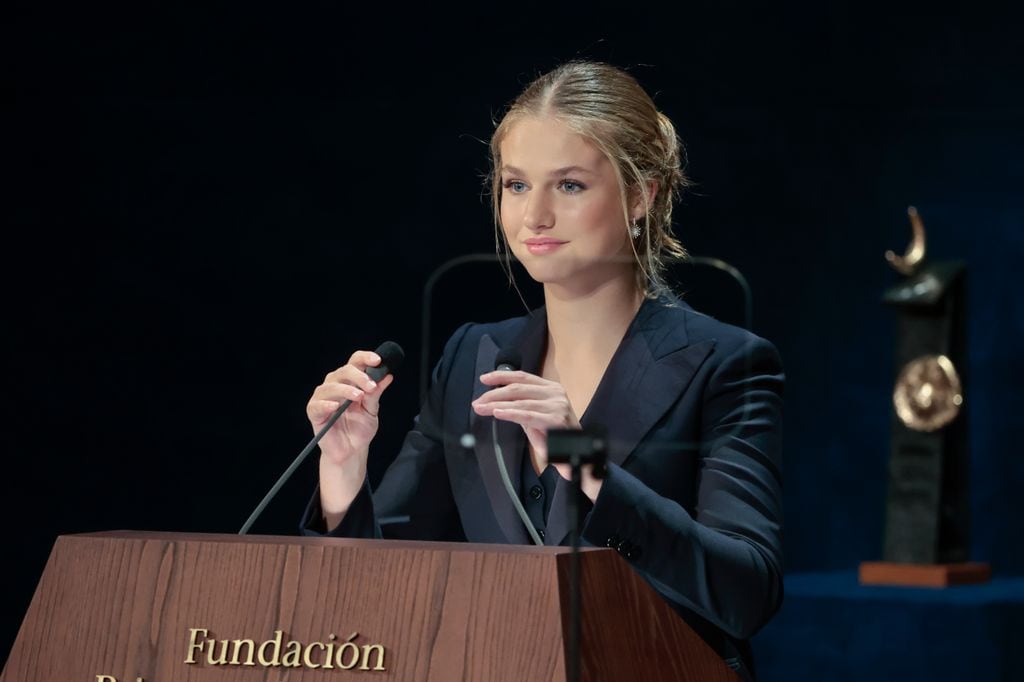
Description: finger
xmin=479 ymin=370 xmax=548 ymax=386
xmin=360 ymin=373 xmax=394 ymax=414
xmin=324 ymin=365 xmax=379 ymax=392
xmin=307 ymin=399 xmax=343 ymax=422
xmin=312 ymin=382 xmax=365 ymax=404
xmin=490 ymin=407 xmax=567 ymax=431
xmin=323 ymin=351 xmax=381 ymax=382
xmin=348 ymin=349 xmax=382 ymax=370
xmin=473 ymin=399 xmax=556 ymax=415
xmin=473 ymin=383 xmax=551 ymax=404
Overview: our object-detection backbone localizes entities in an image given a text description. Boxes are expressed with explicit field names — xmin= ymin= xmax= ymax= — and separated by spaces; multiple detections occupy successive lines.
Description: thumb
xmin=524 ymin=426 xmax=548 ymax=459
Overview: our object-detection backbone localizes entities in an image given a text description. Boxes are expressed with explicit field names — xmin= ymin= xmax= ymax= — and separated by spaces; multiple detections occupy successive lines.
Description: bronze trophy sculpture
xmin=860 ymin=207 xmax=990 ymax=586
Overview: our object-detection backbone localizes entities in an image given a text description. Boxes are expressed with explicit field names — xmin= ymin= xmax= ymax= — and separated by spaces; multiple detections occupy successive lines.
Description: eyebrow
xmin=500 ymin=165 xmax=596 ymax=177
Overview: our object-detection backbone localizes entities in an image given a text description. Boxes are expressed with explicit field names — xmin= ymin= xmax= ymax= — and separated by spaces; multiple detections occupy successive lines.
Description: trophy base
xmin=859 ymin=561 xmax=991 ymax=587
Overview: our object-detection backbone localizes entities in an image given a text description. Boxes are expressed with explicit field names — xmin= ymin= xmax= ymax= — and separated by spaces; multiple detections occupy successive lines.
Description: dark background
xmin=5 ymin=1 xmax=1023 ymax=667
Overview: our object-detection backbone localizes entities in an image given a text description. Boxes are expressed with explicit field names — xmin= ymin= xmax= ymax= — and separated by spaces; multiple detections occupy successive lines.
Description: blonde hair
xmin=489 ymin=60 xmax=690 ymax=297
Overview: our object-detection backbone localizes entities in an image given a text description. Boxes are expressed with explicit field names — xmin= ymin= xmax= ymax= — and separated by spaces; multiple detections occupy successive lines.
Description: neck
xmin=543 ymin=274 xmax=645 ymax=358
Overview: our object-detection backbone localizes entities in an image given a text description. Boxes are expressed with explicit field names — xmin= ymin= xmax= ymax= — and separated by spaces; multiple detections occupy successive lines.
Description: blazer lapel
xmin=546 ymin=298 xmax=715 ymax=546
xmin=469 ymin=298 xmax=715 ymax=547
xmin=540 ymin=475 xmax=577 ymax=547
xmin=469 ymin=311 xmax=547 ymax=544
xmin=581 ymin=298 xmax=715 ymax=467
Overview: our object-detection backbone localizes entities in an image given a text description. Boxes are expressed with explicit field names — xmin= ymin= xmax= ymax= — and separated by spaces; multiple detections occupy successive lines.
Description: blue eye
xmin=559 ymin=179 xmax=585 ymax=193
xmin=504 ymin=180 xmax=527 ymax=193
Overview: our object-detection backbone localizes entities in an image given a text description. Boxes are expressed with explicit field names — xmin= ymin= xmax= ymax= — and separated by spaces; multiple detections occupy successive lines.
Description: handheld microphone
xmin=490 ymin=347 xmax=543 ymax=546
xmin=316 ymin=341 xmax=404 ymax=435
xmin=238 ymin=341 xmax=405 ymax=535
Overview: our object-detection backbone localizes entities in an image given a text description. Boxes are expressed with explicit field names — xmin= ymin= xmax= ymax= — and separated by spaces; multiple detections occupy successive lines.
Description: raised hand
xmin=307 ymin=350 xmax=394 ymax=527
xmin=472 ymin=370 xmax=589 ymax=489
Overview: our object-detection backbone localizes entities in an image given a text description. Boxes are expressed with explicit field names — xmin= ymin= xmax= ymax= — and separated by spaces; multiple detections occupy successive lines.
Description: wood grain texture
xmin=2 ymin=532 xmax=735 ymax=681
xmin=859 ymin=561 xmax=992 ymax=587
xmin=556 ymin=550 xmax=739 ymax=682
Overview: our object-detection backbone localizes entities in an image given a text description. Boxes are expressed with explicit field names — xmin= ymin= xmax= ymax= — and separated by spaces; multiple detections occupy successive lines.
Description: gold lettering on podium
xmin=281 ymin=640 xmax=303 ymax=667
xmin=360 ymin=643 xmax=386 ymax=671
xmin=183 ymin=628 xmax=387 ymax=672
xmin=184 ymin=627 xmax=207 ymax=663
xmin=303 ymin=641 xmax=325 ymax=669
xmin=256 ymin=629 xmax=283 ymax=666
xmin=207 ymin=639 xmax=230 ymax=665
xmin=230 ymin=638 xmax=256 ymax=665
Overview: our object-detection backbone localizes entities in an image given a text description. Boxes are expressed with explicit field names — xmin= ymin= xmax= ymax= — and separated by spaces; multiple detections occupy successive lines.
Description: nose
xmin=522 ymin=191 xmax=555 ymax=232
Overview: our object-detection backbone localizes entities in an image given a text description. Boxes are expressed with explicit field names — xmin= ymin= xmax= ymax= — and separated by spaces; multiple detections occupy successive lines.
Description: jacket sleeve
xmin=299 ymin=323 xmax=474 ymax=541
xmin=581 ymin=334 xmax=784 ymax=640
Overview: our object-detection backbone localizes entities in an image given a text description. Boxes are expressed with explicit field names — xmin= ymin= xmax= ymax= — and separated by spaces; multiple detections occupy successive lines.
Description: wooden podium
xmin=1 ymin=531 xmax=737 ymax=681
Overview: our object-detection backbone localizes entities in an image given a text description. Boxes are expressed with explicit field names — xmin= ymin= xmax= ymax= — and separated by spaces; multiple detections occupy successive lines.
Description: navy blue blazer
xmin=301 ymin=294 xmax=784 ymax=677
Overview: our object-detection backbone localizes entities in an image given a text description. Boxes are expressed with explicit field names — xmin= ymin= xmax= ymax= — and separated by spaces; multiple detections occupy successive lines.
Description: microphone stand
xmin=547 ymin=427 xmax=608 ymax=682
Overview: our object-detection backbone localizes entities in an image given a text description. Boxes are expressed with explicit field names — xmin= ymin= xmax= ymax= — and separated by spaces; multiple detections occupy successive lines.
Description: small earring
xmin=630 ymin=220 xmax=642 ymax=239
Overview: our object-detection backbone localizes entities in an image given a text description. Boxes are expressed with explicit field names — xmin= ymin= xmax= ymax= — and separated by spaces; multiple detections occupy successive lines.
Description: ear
xmin=629 ymin=180 xmax=660 ymax=222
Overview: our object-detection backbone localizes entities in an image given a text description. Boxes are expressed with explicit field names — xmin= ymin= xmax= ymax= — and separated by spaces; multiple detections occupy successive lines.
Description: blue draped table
xmin=751 ymin=571 xmax=1024 ymax=682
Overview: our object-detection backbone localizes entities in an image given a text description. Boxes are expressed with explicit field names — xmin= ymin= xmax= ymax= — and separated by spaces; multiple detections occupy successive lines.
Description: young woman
xmin=302 ymin=61 xmax=784 ymax=680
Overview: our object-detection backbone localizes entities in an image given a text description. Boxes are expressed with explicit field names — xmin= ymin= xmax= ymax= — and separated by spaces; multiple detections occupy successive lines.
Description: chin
xmin=524 ymin=258 xmax=636 ymax=294
xmin=518 ymin=263 xmax=562 ymax=285
xmin=516 ymin=254 xmax=573 ymax=280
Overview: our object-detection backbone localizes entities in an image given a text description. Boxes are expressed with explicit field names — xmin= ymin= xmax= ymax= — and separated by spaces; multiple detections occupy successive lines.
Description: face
xmin=499 ymin=116 xmax=635 ymax=292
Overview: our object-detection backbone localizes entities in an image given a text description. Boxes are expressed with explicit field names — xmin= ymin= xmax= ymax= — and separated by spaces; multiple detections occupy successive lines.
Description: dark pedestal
xmin=751 ymin=571 xmax=1024 ymax=682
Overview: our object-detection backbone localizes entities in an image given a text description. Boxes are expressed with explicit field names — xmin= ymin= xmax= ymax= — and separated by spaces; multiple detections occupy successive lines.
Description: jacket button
xmin=529 ymin=485 xmax=543 ymax=500
xmin=606 ymin=534 xmax=620 ymax=548
xmin=537 ymin=528 xmax=546 ymax=540
xmin=616 ymin=539 xmax=633 ymax=555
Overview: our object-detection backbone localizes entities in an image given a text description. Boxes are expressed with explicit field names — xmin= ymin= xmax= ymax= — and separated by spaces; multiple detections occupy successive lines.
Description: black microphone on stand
xmin=491 ymin=348 xmax=544 ymax=546
xmin=548 ymin=426 xmax=608 ymax=682
xmin=238 ymin=341 xmax=405 ymax=535
xmin=494 ymin=348 xmax=521 ymax=373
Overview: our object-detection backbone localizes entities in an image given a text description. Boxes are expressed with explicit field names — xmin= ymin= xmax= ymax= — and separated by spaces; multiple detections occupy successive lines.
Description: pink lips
xmin=523 ymin=238 xmax=567 ymax=255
